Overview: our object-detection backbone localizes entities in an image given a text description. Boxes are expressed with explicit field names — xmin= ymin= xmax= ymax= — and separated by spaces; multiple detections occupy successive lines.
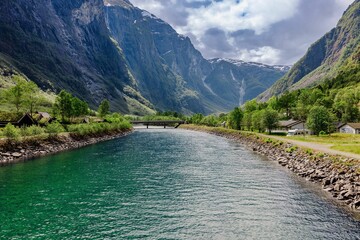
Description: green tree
xmin=252 ymin=110 xmax=264 ymax=132
xmin=98 ymin=99 xmax=110 ymax=117
xmin=242 ymin=112 xmax=252 ymax=131
xmin=71 ymin=97 xmax=89 ymax=118
xmin=262 ymin=108 xmax=279 ymax=134
xmin=277 ymin=91 xmax=297 ymax=118
xmin=333 ymin=88 xmax=360 ymax=122
xmin=23 ymin=81 xmax=42 ymax=115
xmin=189 ymin=113 xmax=204 ymax=124
xmin=227 ymin=107 xmax=243 ymax=130
xmin=5 ymin=76 xmax=27 ymax=113
xmin=306 ymin=106 xmax=334 ymax=136
xmin=53 ymin=90 xmax=73 ymax=122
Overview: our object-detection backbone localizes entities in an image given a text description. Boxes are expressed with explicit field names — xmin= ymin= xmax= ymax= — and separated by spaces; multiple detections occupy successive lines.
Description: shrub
xmin=3 ymin=123 xmax=20 ymax=141
xmin=27 ymin=125 xmax=45 ymax=136
xmin=319 ymin=131 xmax=327 ymax=136
xmin=286 ymin=146 xmax=298 ymax=153
xmin=46 ymin=122 xmax=65 ymax=136
xmin=306 ymin=149 xmax=313 ymax=156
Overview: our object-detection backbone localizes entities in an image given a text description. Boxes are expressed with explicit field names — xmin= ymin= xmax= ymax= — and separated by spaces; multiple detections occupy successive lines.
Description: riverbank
xmin=0 ymin=129 xmax=133 ymax=166
xmin=181 ymin=125 xmax=360 ymax=213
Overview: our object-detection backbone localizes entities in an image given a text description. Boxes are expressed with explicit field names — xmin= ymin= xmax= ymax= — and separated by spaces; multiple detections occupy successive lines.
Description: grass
xmin=331 ymin=145 xmax=360 ymax=155
xmin=289 ymin=133 xmax=360 ymax=144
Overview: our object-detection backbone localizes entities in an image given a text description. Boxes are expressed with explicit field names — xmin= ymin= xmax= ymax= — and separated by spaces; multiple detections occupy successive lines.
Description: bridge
xmin=130 ymin=120 xmax=186 ymax=129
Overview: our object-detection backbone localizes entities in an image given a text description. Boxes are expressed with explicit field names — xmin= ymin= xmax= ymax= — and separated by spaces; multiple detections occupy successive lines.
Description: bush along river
xmin=0 ymin=128 xmax=360 ymax=239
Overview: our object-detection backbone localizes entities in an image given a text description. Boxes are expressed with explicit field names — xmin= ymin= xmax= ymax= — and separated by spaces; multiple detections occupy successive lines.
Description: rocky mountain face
xmin=207 ymin=59 xmax=289 ymax=106
xmin=0 ymin=0 xmax=288 ymax=114
xmin=103 ymin=0 xmax=288 ymax=113
xmin=0 ymin=0 xmax=148 ymax=113
xmin=259 ymin=0 xmax=360 ymax=101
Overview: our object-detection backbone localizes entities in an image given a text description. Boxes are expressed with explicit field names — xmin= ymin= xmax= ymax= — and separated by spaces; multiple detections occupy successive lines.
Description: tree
xmin=306 ymin=106 xmax=334 ymax=136
xmin=277 ymin=91 xmax=297 ymax=118
xmin=189 ymin=113 xmax=204 ymax=124
xmin=98 ymin=99 xmax=110 ymax=117
xmin=252 ymin=110 xmax=264 ymax=133
xmin=262 ymin=108 xmax=279 ymax=134
xmin=242 ymin=112 xmax=252 ymax=131
xmin=53 ymin=90 xmax=73 ymax=122
xmin=23 ymin=81 xmax=42 ymax=115
xmin=5 ymin=75 xmax=27 ymax=113
xmin=227 ymin=107 xmax=243 ymax=130
xmin=71 ymin=97 xmax=89 ymax=118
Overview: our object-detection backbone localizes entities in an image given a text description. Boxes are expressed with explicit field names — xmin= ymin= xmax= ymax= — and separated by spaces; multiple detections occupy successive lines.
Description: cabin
xmin=278 ymin=119 xmax=306 ymax=131
xmin=0 ymin=113 xmax=36 ymax=127
xmin=34 ymin=111 xmax=54 ymax=125
xmin=338 ymin=123 xmax=360 ymax=134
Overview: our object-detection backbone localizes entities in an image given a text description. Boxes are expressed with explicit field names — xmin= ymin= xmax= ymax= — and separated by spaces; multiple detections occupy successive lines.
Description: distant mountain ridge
xmin=259 ymin=0 xmax=360 ymax=100
xmin=104 ymin=0 xmax=289 ymax=112
xmin=0 ymin=0 xmax=289 ymax=114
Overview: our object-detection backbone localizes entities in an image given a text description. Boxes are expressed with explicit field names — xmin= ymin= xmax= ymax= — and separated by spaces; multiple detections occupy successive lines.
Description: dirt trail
xmin=260 ymin=134 xmax=360 ymax=160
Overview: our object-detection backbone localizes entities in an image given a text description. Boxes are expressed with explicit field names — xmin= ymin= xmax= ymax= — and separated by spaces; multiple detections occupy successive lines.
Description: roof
xmin=17 ymin=113 xmax=35 ymax=124
xmin=339 ymin=123 xmax=360 ymax=129
xmin=37 ymin=112 xmax=52 ymax=119
xmin=278 ymin=119 xmax=304 ymax=127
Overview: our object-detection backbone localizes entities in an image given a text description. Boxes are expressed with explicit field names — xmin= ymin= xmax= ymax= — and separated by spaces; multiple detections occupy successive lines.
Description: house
xmin=278 ymin=119 xmax=306 ymax=131
xmin=34 ymin=111 xmax=54 ymax=125
xmin=338 ymin=123 xmax=360 ymax=134
xmin=0 ymin=113 xmax=36 ymax=127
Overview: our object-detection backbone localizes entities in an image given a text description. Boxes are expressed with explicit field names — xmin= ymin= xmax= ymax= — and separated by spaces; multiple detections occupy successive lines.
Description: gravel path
xmin=260 ymin=134 xmax=360 ymax=160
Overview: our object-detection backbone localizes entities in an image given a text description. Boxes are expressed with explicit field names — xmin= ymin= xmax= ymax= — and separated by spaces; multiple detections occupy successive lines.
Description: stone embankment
xmin=0 ymin=130 xmax=132 ymax=166
xmin=183 ymin=125 xmax=360 ymax=213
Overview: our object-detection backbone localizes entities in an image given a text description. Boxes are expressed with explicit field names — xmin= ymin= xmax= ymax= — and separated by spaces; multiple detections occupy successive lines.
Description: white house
xmin=338 ymin=123 xmax=360 ymax=134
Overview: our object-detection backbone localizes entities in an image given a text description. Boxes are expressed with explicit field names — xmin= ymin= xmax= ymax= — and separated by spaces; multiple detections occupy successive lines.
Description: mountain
xmin=0 ymin=0 xmax=288 ymax=114
xmin=207 ymin=58 xmax=289 ymax=106
xmin=101 ymin=0 xmax=289 ymax=113
xmin=0 ymin=0 xmax=154 ymax=113
xmin=259 ymin=0 xmax=360 ymax=101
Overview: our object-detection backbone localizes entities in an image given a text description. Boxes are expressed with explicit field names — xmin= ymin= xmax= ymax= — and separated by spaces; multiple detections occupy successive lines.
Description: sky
xmin=130 ymin=0 xmax=353 ymax=65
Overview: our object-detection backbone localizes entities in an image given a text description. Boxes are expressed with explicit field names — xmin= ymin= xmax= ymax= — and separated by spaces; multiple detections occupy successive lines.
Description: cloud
xmin=179 ymin=0 xmax=300 ymax=36
xmin=130 ymin=0 xmax=353 ymax=65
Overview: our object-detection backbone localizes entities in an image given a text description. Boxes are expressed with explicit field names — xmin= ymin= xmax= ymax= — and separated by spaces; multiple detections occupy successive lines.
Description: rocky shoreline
xmin=182 ymin=125 xmax=360 ymax=214
xmin=0 ymin=130 xmax=133 ymax=166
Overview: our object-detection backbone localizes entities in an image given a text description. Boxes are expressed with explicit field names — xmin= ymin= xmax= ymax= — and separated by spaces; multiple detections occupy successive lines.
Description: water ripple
xmin=0 ymin=129 xmax=359 ymax=239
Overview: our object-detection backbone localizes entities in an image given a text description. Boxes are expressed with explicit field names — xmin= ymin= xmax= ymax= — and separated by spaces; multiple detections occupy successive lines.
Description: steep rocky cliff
xmin=104 ymin=0 xmax=288 ymax=113
xmin=0 ymin=0 xmax=288 ymax=114
xmin=259 ymin=0 xmax=360 ymax=100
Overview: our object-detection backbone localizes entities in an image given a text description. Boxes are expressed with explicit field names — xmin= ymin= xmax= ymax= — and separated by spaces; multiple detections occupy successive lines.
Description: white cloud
xmin=131 ymin=0 xmax=165 ymax=13
xmin=179 ymin=0 xmax=300 ymax=37
xmin=237 ymin=46 xmax=281 ymax=65
xmin=130 ymin=0 xmax=353 ymax=65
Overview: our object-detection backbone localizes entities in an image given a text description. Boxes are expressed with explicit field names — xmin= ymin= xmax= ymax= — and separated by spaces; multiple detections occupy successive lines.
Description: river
xmin=1 ymin=129 xmax=359 ymax=239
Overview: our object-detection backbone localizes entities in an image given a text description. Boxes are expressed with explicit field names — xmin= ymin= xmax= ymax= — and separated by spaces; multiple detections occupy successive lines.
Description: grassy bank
xmin=280 ymin=134 xmax=360 ymax=155
xmin=181 ymin=124 xmax=360 ymax=171
xmin=0 ymin=121 xmax=132 ymax=147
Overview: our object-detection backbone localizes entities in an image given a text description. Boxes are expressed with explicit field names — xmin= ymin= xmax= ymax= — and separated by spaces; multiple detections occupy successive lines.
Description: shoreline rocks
xmin=183 ymin=126 xmax=360 ymax=214
xmin=0 ymin=130 xmax=133 ymax=166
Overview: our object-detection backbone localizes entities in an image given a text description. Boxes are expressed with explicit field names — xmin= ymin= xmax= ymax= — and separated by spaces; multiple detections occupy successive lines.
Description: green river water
xmin=0 ymin=129 xmax=359 ymax=239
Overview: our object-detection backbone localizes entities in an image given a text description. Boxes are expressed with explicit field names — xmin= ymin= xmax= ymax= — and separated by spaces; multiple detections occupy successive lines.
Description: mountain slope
xmin=0 ymin=0 xmax=153 ymax=114
xmin=259 ymin=0 xmax=360 ymax=100
xmin=104 ymin=0 xmax=288 ymax=113
xmin=0 ymin=0 xmax=288 ymax=114
xmin=207 ymin=59 xmax=289 ymax=105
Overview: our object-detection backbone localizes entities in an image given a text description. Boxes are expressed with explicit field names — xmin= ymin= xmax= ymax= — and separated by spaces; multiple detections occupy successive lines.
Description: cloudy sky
xmin=130 ymin=0 xmax=353 ymax=65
